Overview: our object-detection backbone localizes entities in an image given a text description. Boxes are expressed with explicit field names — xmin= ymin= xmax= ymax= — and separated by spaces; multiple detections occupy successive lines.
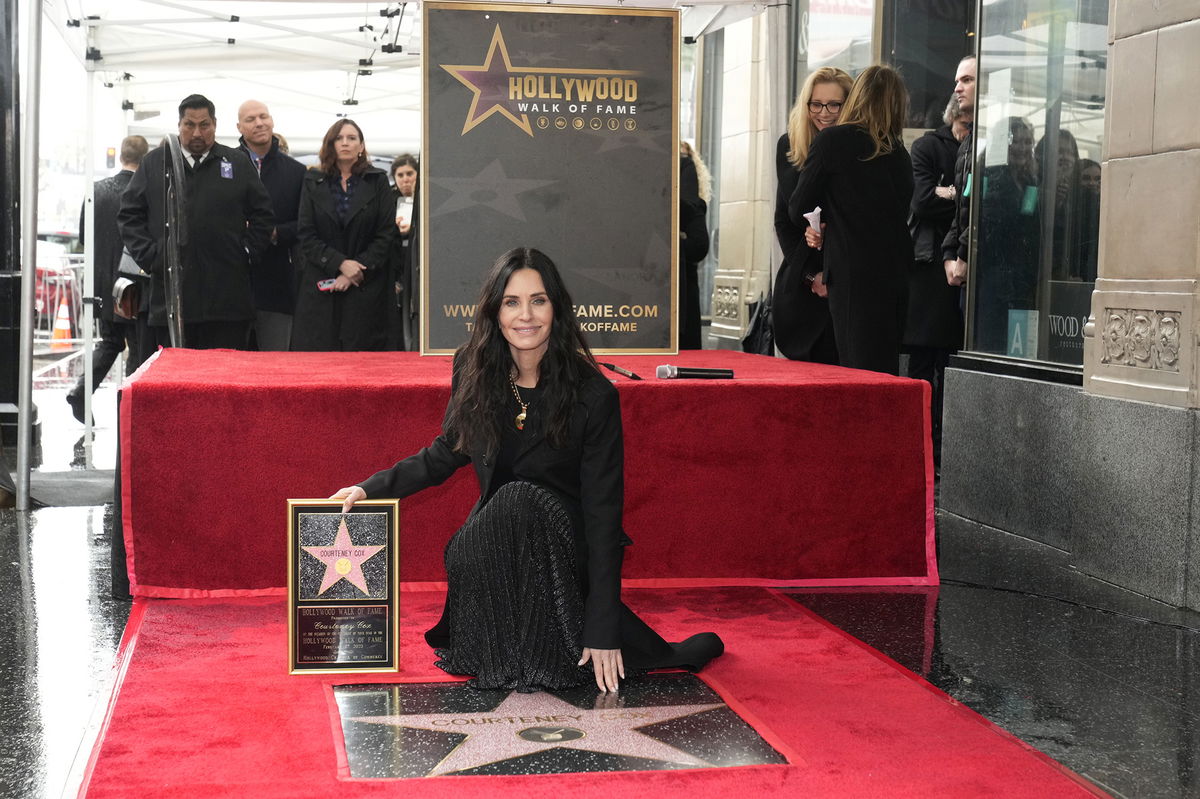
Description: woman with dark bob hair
xmin=333 ymin=247 xmax=723 ymax=692
xmin=291 ymin=118 xmax=394 ymax=350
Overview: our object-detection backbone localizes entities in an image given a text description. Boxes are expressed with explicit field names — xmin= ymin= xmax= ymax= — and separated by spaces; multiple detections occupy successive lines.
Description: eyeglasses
xmin=807 ymin=101 xmax=843 ymax=114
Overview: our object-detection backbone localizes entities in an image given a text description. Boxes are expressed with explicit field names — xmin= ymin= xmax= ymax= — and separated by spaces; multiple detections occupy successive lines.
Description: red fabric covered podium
xmin=119 ymin=349 xmax=935 ymax=597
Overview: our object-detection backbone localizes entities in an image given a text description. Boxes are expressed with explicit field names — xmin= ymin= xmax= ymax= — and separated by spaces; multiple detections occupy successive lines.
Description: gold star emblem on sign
xmin=442 ymin=26 xmax=533 ymax=136
xmin=441 ymin=25 xmax=640 ymax=138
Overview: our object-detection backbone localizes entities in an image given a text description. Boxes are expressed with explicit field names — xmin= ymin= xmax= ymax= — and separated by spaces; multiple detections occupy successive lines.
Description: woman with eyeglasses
xmin=788 ymin=65 xmax=915 ymax=375
xmin=772 ymin=67 xmax=852 ymax=364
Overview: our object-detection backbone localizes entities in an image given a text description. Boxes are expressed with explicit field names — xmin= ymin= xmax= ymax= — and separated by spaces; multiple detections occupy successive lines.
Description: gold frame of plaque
xmin=286 ymin=499 xmax=401 ymax=674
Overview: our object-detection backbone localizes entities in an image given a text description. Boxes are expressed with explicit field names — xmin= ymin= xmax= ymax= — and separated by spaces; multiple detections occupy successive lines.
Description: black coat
xmin=387 ymin=186 xmax=421 ymax=350
xmin=292 ymin=168 xmax=396 ymax=351
xmin=772 ymin=133 xmax=837 ymax=363
xmin=679 ymin=155 xmax=709 ymax=349
xmin=788 ymin=125 xmax=914 ymax=374
xmin=237 ymin=137 xmax=306 ymax=315
xmin=359 ymin=368 xmax=626 ymax=650
xmin=905 ymin=125 xmax=964 ymax=349
xmin=118 ymin=143 xmax=275 ymax=326
xmin=79 ymin=169 xmax=134 ymax=323
xmin=941 ymin=128 xmax=974 ymax=264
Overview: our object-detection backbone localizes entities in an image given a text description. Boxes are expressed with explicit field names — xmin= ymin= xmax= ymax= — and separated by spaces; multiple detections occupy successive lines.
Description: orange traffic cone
xmin=51 ymin=298 xmax=72 ymax=350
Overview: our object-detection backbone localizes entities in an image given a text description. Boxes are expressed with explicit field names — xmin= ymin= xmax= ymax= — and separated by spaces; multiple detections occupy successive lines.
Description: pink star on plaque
xmin=301 ymin=517 xmax=384 ymax=596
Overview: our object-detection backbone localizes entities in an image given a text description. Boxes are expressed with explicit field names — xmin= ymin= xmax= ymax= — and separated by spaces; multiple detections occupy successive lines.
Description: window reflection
xmin=970 ymin=2 xmax=1107 ymax=365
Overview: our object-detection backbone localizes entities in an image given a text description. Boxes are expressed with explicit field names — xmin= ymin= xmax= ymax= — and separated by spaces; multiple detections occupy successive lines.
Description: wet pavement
xmin=3 ymin=384 xmax=1199 ymax=797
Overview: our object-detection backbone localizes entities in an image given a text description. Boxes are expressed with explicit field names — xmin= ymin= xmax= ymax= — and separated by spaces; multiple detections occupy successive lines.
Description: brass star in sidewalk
xmin=350 ymin=689 xmax=722 ymax=776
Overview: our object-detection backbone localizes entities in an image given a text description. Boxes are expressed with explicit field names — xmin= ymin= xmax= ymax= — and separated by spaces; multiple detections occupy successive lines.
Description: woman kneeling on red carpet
xmin=332 ymin=246 xmax=723 ymax=693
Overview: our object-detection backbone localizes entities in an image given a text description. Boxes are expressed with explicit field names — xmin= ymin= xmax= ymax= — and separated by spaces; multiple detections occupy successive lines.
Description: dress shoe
xmin=66 ymin=391 xmax=86 ymax=424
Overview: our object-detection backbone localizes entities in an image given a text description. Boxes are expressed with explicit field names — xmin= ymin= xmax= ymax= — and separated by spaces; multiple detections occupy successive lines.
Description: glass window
xmin=969 ymin=1 xmax=1107 ymax=365
xmin=795 ymin=0 xmax=877 ymax=83
xmin=883 ymin=0 xmax=973 ymax=128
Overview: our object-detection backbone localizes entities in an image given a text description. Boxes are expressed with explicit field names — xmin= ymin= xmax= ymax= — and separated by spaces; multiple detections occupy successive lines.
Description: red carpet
xmin=119 ymin=350 xmax=935 ymax=597
xmin=80 ymin=587 xmax=1104 ymax=798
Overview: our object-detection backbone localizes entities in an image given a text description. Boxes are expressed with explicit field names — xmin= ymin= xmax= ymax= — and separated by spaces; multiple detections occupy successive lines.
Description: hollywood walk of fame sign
xmin=287 ymin=499 xmax=401 ymax=674
xmin=422 ymin=1 xmax=680 ymax=354
xmin=332 ymin=674 xmax=790 ymax=778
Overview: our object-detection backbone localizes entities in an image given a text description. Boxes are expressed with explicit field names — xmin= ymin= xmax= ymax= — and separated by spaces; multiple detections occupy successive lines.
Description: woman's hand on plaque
xmin=579 ymin=647 xmax=625 ymax=693
xmin=330 ymin=485 xmax=366 ymax=514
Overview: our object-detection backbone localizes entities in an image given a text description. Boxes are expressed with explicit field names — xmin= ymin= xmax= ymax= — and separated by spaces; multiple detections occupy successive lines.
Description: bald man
xmin=236 ymin=99 xmax=306 ymax=350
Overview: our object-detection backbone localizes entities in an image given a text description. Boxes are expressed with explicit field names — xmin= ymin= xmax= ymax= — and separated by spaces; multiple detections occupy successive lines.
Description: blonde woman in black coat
xmin=773 ymin=66 xmax=852 ymax=364
xmin=292 ymin=119 xmax=395 ymax=351
xmin=788 ymin=65 xmax=915 ymax=375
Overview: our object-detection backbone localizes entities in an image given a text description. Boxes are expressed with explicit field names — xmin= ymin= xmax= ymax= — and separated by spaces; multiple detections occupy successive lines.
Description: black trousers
xmin=146 ymin=320 xmax=251 ymax=352
xmin=69 ymin=318 xmax=140 ymax=399
xmin=906 ymin=345 xmax=952 ymax=467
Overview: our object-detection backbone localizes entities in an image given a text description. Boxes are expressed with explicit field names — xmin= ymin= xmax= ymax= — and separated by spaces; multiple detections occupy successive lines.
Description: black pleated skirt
xmin=432 ymin=481 xmax=592 ymax=692
xmin=428 ymin=481 xmax=725 ymax=693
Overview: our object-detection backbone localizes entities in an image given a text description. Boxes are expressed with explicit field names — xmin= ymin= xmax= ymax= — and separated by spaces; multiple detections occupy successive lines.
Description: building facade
xmin=700 ymin=0 xmax=1200 ymax=610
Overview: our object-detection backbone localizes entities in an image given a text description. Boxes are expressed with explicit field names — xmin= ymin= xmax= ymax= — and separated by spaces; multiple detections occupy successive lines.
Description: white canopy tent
xmin=44 ymin=0 xmax=765 ymax=155
xmin=13 ymin=0 xmax=767 ymax=507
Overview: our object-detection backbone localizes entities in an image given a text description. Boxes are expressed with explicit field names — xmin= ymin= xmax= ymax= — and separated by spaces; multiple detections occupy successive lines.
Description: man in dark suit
xmin=66 ymin=135 xmax=150 ymax=423
xmin=118 ymin=94 xmax=275 ymax=350
xmin=236 ymin=99 xmax=306 ymax=350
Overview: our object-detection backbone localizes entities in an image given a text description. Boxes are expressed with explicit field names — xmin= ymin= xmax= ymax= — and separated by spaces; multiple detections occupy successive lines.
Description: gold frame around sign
xmin=420 ymin=0 xmax=681 ymax=355
xmin=286 ymin=498 xmax=401 ymax=675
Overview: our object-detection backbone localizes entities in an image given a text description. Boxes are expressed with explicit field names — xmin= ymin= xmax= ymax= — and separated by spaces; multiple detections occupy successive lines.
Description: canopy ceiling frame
xmin=10 ymin=0 xmax=767 ymax=508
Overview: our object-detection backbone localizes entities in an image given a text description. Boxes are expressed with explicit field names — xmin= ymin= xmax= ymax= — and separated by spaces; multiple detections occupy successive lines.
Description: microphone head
xmin=655 ymin=365 xmax=677 ymax=379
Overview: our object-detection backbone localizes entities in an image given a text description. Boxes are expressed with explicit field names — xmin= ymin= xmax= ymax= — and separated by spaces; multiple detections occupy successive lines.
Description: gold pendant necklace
xmin=509 ymin=376 xmax=528 ymax=430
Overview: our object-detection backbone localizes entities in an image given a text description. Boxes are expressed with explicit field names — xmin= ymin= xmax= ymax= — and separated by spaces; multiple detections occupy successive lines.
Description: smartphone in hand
xmin=317 ymin=278 xmax=337 ymax=291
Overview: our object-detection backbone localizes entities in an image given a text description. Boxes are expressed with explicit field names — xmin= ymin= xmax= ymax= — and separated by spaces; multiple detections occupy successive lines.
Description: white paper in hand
xmin=802 ymin=206 xmax=822 ymax=229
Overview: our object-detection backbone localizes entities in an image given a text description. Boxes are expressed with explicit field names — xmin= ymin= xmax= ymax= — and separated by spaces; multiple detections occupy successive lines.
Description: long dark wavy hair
xmin=445 ymin=247 xmax=598 ymax=456
xmin=318 ymin=119 xmax=371 ymax=176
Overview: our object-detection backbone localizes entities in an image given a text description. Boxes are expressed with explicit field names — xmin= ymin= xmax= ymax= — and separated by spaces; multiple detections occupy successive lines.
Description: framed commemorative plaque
xmin=287 ymin=499 xmax=400 ymax=674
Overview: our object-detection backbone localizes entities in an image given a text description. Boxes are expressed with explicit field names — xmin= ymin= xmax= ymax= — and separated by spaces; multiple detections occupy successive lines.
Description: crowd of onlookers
xmin=71 ymin=71 xmax=1103 ymax=471
xmin=68 ymin=93 xmax=421 ymax=422
xmin=771 ymin=55 xmax=1101 ymax=466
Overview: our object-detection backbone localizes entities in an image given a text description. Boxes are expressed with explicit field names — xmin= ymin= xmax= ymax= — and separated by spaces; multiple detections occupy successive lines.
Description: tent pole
xmin=15 ymin=0 xmax=43 ymax=510
xmin=82 ymin=66 xmax=95 ymax=467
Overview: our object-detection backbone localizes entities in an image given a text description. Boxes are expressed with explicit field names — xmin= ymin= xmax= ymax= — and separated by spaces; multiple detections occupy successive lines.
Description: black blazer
xmin=292 ymin=167 xmax=395 ymax=350
xmin=119 ymin=143 xmax=275 ymax=326
xmin=358 ymin=366 xmax=627 ymax=650
xmin=238 ymin=136 xmax=306 ymax=315
xmin=80 ymin=169 xmax=134 ymax=323
xmin=772 ymin=133 xmax=837 ymax=363
xmin=905 ymin=125 xmax=964 ymax=349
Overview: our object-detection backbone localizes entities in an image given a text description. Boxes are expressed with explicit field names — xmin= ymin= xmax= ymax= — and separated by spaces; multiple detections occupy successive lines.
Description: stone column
xmin=1085 ymin=3 xmax=1200 ymax=408
xmin=709 ymin=13 xmax=778 ymax=347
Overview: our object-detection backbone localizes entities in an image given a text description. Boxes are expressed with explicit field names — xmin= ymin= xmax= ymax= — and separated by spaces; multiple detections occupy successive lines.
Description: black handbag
xmin=112 ymin=249 xmax=149 ymax=320
xmin=741 ymin=283 xmax=774 ymax=355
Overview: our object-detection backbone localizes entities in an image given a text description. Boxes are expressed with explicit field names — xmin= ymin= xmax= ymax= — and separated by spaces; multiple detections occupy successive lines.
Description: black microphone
xmin=655 ymin=365 xmax=734 ymax=379
xmin=598 ymin=362 xmax=642 ymax=380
